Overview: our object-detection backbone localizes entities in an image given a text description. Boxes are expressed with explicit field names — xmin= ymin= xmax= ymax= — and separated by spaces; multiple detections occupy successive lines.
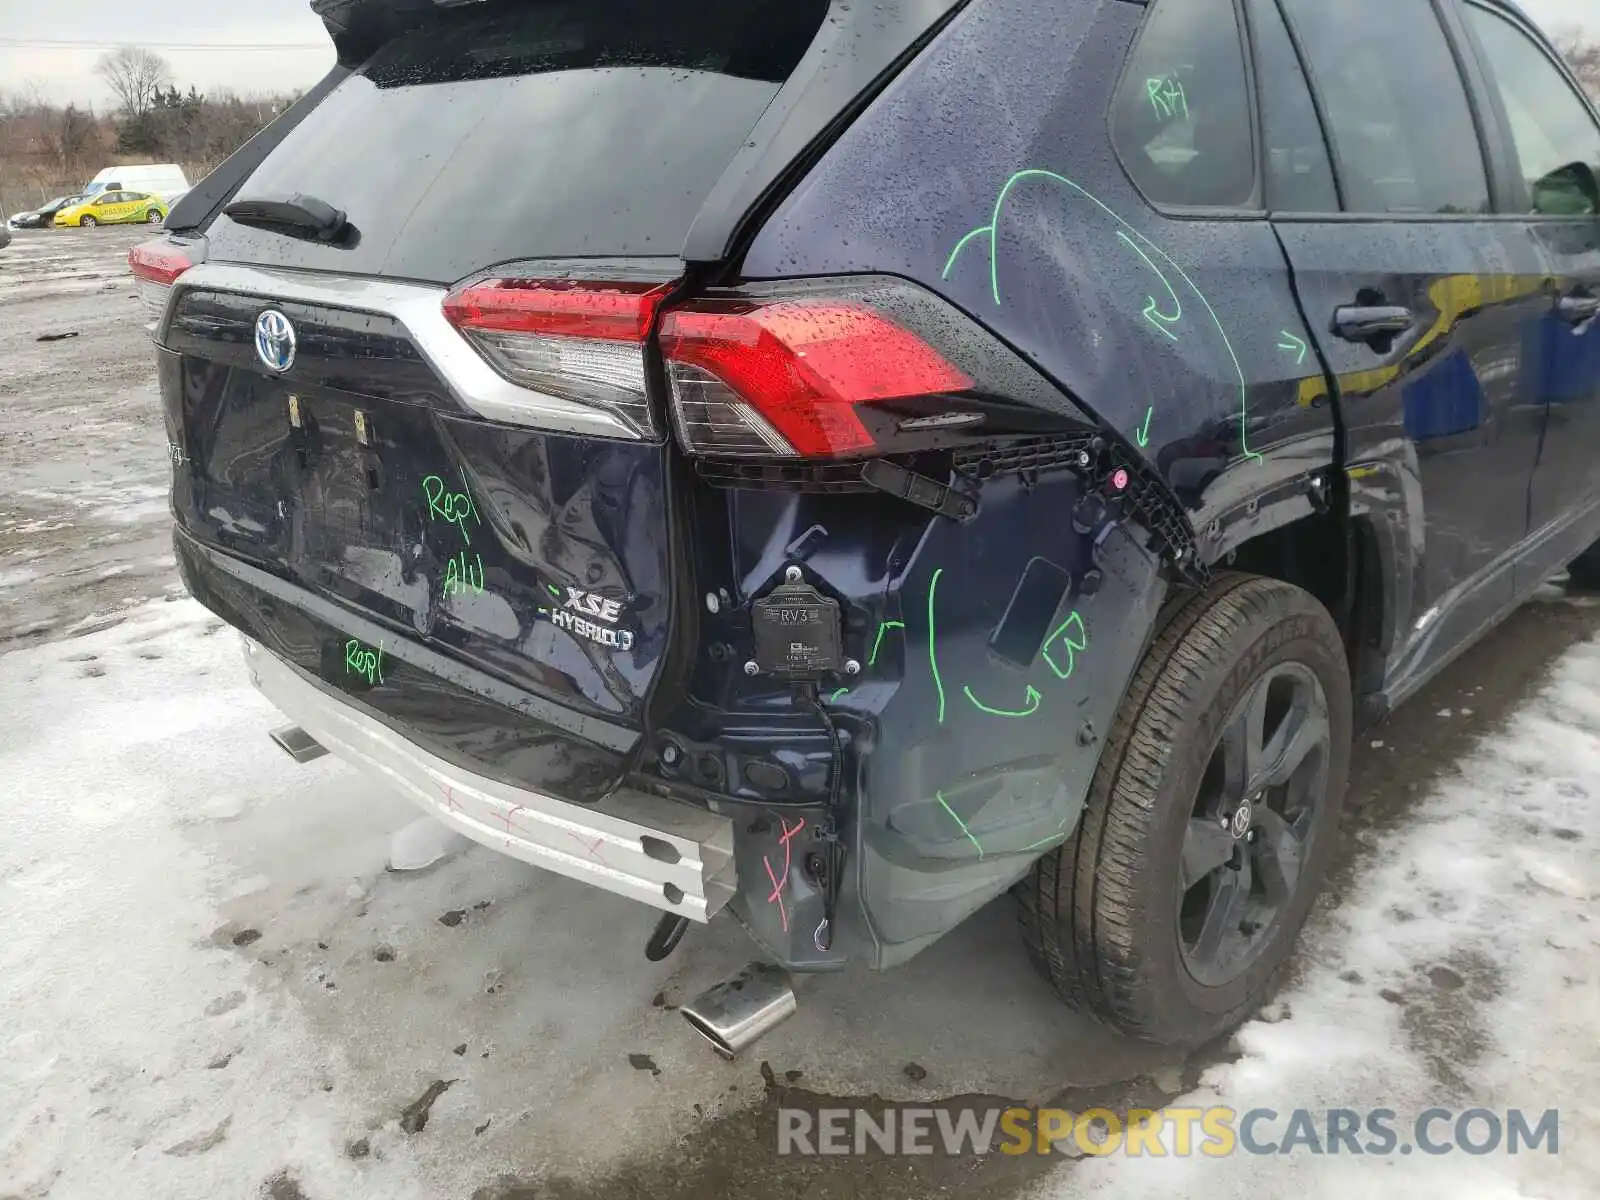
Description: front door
xmin=1271 ymin=0 xmax=1549 ymax=700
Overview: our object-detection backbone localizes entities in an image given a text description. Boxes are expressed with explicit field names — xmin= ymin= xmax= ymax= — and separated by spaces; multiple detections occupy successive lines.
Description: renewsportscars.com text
xmin=777 ymin=1106 xmax=1559 ymax=1158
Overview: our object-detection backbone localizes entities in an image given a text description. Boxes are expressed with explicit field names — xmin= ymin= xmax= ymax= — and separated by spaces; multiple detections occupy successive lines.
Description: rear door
xmin=159 ymin=0 xmax=834 ymax=798
xmin=1269 ymin=0 xmax=1550 ymax=700
xmin=91 ymin=193 xmax=126 ymax=221
xmin=1455 ymin=0 xmax=1600 ymax=584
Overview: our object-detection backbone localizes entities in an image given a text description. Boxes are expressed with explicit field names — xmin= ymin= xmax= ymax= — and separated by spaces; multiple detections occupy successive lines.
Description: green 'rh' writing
xmin=1146 ymin=76 xmax=1188 ymax=121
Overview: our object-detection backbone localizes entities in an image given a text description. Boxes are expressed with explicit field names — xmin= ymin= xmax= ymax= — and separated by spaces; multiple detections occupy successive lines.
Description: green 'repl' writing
xmin=345 ymin=639 xmax=384 ymax=685
xmin=423 ymin=472 xmax=480 ymax=546
xmin=444 ymin=551 xmax=485 ymax=598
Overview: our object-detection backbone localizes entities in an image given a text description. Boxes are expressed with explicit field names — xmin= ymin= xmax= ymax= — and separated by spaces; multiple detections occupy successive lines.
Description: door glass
xmin=1465 ymin=4 xmax=1600 ymax=215
xmin=1246 ymin=0 xmax=1338 ymax=212
xmin=1111 ymin=0 xmax=1256 ymax=208
xmin=1282 ymin=0 xmax=1490 ymax=214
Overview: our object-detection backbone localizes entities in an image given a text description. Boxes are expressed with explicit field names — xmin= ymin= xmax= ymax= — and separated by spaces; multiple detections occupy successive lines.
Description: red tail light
xmin=443 ymin=278 xmax=672 ymax=439
xmin=659 ymin=300 xmax=974 ymax=459
xmin=128 ymin=241 xmax=194 ymax=329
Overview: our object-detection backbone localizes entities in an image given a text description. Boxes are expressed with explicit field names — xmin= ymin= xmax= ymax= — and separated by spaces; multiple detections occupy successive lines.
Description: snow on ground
xmin=0 ymin=602 xmax=436 ymax=1199
xmin=0 ymin=596 xmax=1175 ymax=1199
xmin=1039 ymin=633 xmax=1600 ymax=1198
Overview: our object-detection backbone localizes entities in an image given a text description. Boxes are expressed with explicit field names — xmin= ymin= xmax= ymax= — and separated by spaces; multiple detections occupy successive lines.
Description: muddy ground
xmin=3 ymin=224 xmax=1598 ymax=1198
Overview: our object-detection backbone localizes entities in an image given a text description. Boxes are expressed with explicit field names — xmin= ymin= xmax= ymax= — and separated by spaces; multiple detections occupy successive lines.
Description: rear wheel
xmin=147 ymin=209 xmax=164 ymax=225
xmin=1018 ymin=573 xmax=1352 ymax=1046
xmin=79 ymin=215 xmax=96 ymax=228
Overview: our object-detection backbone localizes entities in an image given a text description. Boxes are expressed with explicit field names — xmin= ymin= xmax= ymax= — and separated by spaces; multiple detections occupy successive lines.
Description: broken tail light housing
xmin=659 ymin=299 xmax=975 ymax=458
xmin=443 ymin=277 xmax=673 ymax=439
xmin=128 ymin=241 xmax=195 ymax=332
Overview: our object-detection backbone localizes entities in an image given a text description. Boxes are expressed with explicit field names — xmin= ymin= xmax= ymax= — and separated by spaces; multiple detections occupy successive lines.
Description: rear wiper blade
xmin=223 ymin=192 xmax=350 ymax=243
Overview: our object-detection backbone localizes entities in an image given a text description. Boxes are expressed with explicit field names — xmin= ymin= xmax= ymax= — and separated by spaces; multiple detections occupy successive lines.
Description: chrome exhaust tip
xmin=681 ymin=962 xmax=798 ymax=1059
xmin=269 ymin=724 xmax=328 ymax=764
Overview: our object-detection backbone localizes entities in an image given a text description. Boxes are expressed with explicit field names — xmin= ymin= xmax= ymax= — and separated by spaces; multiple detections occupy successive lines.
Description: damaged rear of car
xmin=136 ymin=0 xmax=1384 ymax=1054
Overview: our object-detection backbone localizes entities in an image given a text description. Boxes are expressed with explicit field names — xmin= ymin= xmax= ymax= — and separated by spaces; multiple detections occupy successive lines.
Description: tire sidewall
xmin=1132 ymin=592 xmax=1352 ymax=1042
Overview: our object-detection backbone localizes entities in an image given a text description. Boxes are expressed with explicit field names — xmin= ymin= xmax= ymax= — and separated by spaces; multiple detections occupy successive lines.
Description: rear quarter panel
xmin=743 ymin=0 xmax=1332 ymax=531
xmin=726 ymin=0 xmax=1337 ymax=965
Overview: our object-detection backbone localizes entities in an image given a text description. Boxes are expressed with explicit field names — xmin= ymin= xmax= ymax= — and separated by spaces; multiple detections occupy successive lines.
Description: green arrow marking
xmin=962 ymin=683 xmax=1042 ymax=718
xmin=1041 ymin=612 xmax=1087 ymax=680
xmin=1278 ymin=330 xmax=1308 ymax=366
xmin=1136 ymin=406 xmax=1153 ymax=448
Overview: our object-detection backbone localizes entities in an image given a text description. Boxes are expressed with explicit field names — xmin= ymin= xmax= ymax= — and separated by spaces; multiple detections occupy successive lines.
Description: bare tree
xmin=1551 ymin=26 xmax=1600 ymax=99
xmin=51 ymin=105 xmax=97 ymax=176
xmin=95 ymin=47 xmax=173 ymax=120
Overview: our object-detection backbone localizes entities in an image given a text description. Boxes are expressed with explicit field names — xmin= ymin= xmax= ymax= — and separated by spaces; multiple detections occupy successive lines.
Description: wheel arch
xmin=1216 ymin=458 xmax=1417 ymax=727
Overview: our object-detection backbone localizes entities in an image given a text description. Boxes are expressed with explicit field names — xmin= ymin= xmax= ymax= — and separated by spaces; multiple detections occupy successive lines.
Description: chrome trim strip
xmin=244 ymin=638 xmax=736 ymax=920
xmin=170 ymin=261 xmax=644 ymax=440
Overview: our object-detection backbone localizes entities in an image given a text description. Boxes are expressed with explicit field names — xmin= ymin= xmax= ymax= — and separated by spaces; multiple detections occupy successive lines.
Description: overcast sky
xmin=1 ymin=0 xmax=1596 ymax=108
xmin=1 ymin=0 xmax=333 ymax=106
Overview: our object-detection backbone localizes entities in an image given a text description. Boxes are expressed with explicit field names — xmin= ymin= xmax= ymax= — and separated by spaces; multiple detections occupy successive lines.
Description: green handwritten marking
xmin=1116 ymin=231 xmax=1181 ymax=341
xmin=869 ymin=620 xmax=905 ymax=668
xmin=1146 ymin=77 xmax=1165 ymax=118
xmin=1021 ymin=819 xmax=1073 ymax=852
xmin=1136 ymin=406 xmax=1153 ymax=448
xmin=1041 ymin=611 xmax=1088 ymax=680
xmin=444 ymin=551 xmax=485 ymax=598
xmin=927 ymin=569 xmax=947 ymax=724
xmin=344 ymin=638 xmax=384 ymax=685
xmin=935 ymin=790 xmax=985 ymax=860
xmin=1278 ymin=330 xmax=1309 ymax=366
xmin=830 ymin=687 xmax=850 ymax=703
xmin=458 ymin=467 xmax=480 ymax=526
xmin=962 ymin=683 xmax=1042 ymax=718
xmin=1148 ymin=76 xmax=1188 ymax=120
xmin=942 ymin=170 xmax=1261 ymax=463
xmin=422 ymin=475 xmax=477 ymax=546
xmin=546 ymin=584 xmax=561 ymax=599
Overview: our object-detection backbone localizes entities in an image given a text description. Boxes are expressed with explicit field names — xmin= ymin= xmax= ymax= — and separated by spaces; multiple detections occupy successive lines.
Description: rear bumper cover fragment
xmin=242 ymin=638 xmax=737 ymax=921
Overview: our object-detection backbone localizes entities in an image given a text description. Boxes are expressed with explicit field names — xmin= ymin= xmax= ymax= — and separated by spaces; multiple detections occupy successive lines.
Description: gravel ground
xmin=0 ymin=224 xmax=179 ymax=648
xmin=3 ymin=226 xmax=1599 ymax=1199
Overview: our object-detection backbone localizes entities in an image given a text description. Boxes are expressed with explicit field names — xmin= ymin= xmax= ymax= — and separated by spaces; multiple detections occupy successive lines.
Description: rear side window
xmin=1111 ymin=0 xmax=1256 ymax=209
xmin=1246 ymin=0 xmax=1338 ymax=212
xmin=1281 ymin=0 xmax=1489 ymax=214
xmin=1464 ymin=4 xmax=1600 ymax=215
xmin=205 ymin=0 xmax=829 ymax=282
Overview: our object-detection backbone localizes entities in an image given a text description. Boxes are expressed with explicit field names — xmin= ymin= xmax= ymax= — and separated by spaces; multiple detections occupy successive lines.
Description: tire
xmin=1567 ymin=542 xmax=1600 ymax=589
xmin=147 ymin=209 xmax=164 ymax=225
xmin=80 ymin=216 xmax=96 ymax=228
xmin=1018 ymin=573 xmax=1352 ymax=1047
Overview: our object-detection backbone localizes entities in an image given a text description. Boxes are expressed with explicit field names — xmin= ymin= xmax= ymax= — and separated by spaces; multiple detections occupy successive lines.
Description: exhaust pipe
xmin=681 ymin=962 xmax=797 ymax=1058
xmin=270 ymin=724 xmax=328 ymax=764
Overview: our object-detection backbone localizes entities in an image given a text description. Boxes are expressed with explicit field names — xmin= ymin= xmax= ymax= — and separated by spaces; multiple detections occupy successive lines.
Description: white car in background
xmin=82 ymin=164 xmax=190 ymax=207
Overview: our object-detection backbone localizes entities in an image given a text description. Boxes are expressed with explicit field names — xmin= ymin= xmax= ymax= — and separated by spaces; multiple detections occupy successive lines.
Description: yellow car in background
xmin=54 ymin=191 xmax=167 ymax=228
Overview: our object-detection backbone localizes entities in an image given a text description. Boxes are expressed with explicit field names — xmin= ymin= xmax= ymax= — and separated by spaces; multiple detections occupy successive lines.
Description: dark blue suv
xmin=133 ymin=0 xmax=1600 ymax=1051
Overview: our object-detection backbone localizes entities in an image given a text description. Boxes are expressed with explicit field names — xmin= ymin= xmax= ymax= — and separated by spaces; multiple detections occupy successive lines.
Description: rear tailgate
xmin=159 ymin=0 xmax=837 ymax=800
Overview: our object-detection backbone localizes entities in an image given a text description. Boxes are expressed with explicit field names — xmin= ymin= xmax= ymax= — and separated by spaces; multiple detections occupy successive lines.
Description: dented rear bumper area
xmin=242 ymin=637 xmax=738 ymax=920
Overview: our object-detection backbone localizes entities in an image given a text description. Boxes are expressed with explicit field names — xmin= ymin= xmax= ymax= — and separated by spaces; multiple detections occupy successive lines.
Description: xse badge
xmin=547 ymin=586 xmax=636 ymax=651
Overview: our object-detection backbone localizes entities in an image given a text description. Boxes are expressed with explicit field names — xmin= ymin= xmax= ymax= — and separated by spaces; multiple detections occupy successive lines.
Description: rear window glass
xmin=205 ymin=0 xmax=829 ymax=283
